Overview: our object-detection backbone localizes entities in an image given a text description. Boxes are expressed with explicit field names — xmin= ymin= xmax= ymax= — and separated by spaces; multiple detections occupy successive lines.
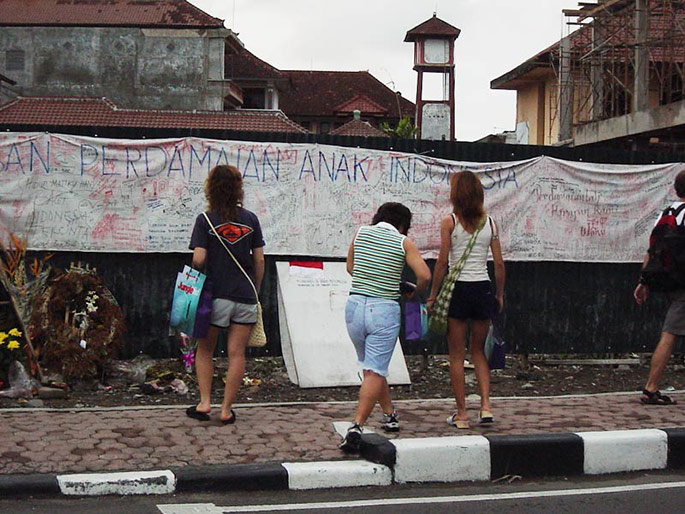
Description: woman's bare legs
xmin=447 ymin=318 xmax=469 ymax=421
xmin=220 ymin=323 xmax=251 ymax=421
xmin=194 ymin=325 xmax=220 ymax=414
xmin=469 ymin=319 xmax=492 ymax=412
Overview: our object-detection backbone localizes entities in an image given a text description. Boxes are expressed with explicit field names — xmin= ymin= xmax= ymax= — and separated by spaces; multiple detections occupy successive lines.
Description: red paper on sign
xmin=289 ymin=261 xmax=324 ymax=269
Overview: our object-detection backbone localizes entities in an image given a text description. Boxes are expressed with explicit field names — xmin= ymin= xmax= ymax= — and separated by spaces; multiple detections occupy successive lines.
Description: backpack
xmin=642 ymin=203 xmax=685 ymax=291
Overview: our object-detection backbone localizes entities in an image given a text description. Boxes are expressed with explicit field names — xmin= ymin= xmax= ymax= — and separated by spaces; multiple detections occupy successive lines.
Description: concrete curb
xmin=2 ymin=427 xmax=685 ymax=497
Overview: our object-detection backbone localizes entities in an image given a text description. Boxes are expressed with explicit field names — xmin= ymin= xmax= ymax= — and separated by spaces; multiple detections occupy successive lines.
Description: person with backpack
xmin=634 ymin=169 xmax=685 ymax=406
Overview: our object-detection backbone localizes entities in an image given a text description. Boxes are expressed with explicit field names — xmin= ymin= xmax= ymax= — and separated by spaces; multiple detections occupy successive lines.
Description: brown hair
xmin=450 ymin=170 xmax=485 ymax=228
xmin=205 ymin=165 xmax=244 ymax=222
xmin=675 ymin=169 xmax=685 ymax=198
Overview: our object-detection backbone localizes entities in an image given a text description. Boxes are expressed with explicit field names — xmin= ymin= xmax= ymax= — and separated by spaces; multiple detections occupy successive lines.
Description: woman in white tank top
xmin=427 ymin=171 xmax=505 ymax=429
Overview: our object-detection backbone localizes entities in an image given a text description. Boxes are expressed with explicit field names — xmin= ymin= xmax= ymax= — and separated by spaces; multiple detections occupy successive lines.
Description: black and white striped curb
xmin=2 ymin=427 xmax=684 ymax=497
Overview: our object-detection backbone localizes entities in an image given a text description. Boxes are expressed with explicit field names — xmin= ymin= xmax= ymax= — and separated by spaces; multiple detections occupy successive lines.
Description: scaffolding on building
xmin=548 ymin=0 xmax=685 ymax=142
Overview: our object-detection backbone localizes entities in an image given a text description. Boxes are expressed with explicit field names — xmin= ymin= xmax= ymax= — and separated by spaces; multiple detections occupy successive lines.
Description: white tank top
xmin=448 ymin=214 xmax=494 ymax=282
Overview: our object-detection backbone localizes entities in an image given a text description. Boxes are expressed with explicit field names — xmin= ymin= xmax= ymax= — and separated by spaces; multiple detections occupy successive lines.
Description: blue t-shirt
xmin=189 ymin=208 xmax=265 ymax=304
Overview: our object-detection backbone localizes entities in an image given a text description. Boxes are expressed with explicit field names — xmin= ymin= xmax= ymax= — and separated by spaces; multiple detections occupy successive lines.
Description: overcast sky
xmin=192 ymin=0 xmax=575 ymax=141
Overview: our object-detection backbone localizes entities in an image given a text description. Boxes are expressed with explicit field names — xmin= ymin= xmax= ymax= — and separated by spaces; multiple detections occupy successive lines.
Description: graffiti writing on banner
xmin=1 ymin=134 xmax=683 ymax=262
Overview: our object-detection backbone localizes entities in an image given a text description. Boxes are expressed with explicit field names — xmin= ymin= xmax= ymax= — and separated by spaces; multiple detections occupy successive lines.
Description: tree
xmin=381 ymin=116 xmax=418 ymax=139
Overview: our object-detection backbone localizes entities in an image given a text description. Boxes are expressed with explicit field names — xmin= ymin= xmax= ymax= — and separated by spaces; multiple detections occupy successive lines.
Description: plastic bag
xmin=484 ymin=324 xmax=506 ymax=370
xmin=0 ymin=361 xmax=38 ymax=398
xmin=405 ymin=302 xmax=428 ymax=341
xmin=170 ymin=265 xmax=207 ymax=336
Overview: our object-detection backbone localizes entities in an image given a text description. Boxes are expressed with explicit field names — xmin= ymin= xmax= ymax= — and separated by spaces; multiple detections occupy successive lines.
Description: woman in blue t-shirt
xmin=186 ymin=165 xmax=265 ymax=425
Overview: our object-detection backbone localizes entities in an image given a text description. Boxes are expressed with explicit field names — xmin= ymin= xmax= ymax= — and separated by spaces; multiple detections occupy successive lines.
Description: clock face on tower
xmin=424 ymin=39 xmax=449 ymax=64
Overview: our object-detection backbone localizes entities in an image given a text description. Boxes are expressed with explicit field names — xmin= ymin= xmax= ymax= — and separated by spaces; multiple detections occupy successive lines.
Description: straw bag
xmin=202 ymin=213 xmax=267 ymax=347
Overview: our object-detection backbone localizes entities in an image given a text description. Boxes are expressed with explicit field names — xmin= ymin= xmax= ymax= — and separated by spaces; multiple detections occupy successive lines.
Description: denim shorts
xmin=211 ymin=298 xmax=258 ymax=328
xmin=345 ymin=294 xmax=400 ymax=377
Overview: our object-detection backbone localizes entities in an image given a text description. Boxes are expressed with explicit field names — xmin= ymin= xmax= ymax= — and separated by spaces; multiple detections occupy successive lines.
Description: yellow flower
xmin=0 ymin=332 xmax=7 ymax=344
xmin=8 ymin=328 xmax=22 ymax=337
xmin=7 ymin=340 xmax=20 ymax=351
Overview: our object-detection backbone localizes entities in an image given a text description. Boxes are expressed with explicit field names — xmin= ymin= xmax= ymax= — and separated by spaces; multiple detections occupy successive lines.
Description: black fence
xmin=10 ymin=125 xmax=685 ymax=357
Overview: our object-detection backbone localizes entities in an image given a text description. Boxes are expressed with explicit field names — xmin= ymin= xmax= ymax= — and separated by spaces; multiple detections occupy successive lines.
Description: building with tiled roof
xmin=225 ymin=46 xmax=287 ymax=110
xmin=0 ymin=0 xmax=225 ymax=28
xmin=278 ymin=70 xmax=414 ymax=134
xmin=224 ymin=46 xmax=415 ymax=135
xmin=0 ymin=0 xmax=241 ymax=112
xmin=329 ymin=112 xmax=388 ymax=138
xmin=0 ymin=96 xmax=308 ymax=134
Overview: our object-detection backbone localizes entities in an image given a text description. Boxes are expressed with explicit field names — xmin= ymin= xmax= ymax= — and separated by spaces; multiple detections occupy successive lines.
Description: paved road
xmin=2 ymin=472 xmax=685 ymax=513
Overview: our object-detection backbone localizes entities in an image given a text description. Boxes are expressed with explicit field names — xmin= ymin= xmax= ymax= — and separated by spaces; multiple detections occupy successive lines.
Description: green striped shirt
xmin=350 ymin=222 xmax=406 ymax=300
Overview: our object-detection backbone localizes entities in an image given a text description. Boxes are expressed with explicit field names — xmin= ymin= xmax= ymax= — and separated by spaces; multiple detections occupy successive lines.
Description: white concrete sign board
xmin=276 ymin=261 xmax=411 ymax=388
xmin=421 ymin=103 xmax=450 ymax=140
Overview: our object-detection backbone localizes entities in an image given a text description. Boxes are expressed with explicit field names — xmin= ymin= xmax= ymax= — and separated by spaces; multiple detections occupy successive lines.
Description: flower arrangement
xmin=1 ymin=232 xmax=51 ymax=380
xmin=178 ymin=332 xmax=196 ymax=373
xmin=31 ymin=266 xmax=125 ymax=382
xmin=0 ymin=328 xmax=23 ymax=382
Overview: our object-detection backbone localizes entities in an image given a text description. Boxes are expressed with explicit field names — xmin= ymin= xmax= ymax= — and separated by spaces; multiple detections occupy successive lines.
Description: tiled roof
xmin=404 ymin=15 xmax=461 ymax=41
xmin=0 ymin=0 xmax=224 ymax=28
xmin=0 ymin=96 xmax=309 ymax=133
xmin=329 ymin=119 xmax=388 ymax=138
xmin=225 ymin=46 xmax=285 ymax=82
xmin=333 ymin=94 xmax=388 ymax=116
xmin=279 ymin=70 xmax=414 ymax=119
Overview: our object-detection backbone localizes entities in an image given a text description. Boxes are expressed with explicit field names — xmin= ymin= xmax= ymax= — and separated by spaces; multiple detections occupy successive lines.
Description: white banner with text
xmin=1 ymin=132 xmax=682 ymax=262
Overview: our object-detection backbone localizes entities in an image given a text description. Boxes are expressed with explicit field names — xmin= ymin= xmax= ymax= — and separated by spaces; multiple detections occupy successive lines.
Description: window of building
xmin=320 ymin=122 xmax=331 ymax=134
xmin=242 ymin=88 xmax=266 ymax=109
xmin=6 ymin=50 xmax=25 ymax=71
xmin=661 ymin=66 xmax=684 ymax=105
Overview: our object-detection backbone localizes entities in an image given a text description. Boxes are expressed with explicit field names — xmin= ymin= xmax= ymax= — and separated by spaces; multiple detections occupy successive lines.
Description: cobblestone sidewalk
xmin=1 ymin=391 xmax=683 ymax=476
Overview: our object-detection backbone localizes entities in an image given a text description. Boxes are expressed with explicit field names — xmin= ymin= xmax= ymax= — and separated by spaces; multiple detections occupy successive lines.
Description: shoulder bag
xmin=429 ymin=214 xmax=488 ymax=336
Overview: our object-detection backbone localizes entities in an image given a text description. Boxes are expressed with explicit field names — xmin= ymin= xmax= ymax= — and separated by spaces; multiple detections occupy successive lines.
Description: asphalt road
xmin=2 ymin=472 xmax=685 ymax=514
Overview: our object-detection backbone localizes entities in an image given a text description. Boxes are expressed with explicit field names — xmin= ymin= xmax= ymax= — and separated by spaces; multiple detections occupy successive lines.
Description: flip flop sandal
xmin=186 ymin=405 xmax=211 ymax=421
xmin=221 ymin=409 xmax=237 ymax=425
xmin=478 ymin=410 xmax=494 ymax=424
xmin=641 ymin=389 xmax=677 ymax=405
xmin=446 ymin=414 xmax=470 ymax=429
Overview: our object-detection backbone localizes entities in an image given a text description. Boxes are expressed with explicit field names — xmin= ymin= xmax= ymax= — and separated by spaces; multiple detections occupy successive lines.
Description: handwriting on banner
xmin=0 ymin=133 xmax=682 ymax=262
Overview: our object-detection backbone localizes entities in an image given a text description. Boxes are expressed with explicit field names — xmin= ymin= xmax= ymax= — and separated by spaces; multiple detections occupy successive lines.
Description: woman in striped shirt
xmin=339 ymin=202 xmax=431 ymax=452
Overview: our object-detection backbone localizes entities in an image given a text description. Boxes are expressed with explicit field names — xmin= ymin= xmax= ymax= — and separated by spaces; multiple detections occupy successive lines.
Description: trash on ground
xmin=0 ymin=361 xmax=38 ymax=399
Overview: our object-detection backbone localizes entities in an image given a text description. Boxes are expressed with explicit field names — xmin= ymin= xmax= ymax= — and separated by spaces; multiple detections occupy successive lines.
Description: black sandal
xmin=641 ymin=389 xmax=677 ymax=405
xmin=221 ymin=409 xmax=236 ymax=425
xmin=186 ymin=405 xmax=211 ymax=421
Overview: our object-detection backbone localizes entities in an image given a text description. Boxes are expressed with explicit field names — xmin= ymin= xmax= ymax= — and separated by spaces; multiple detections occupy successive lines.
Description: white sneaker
xmin=380 ymin=411 xmax=400 ymax=432
xmin=339 ymin=423 xmax=363 ymax=453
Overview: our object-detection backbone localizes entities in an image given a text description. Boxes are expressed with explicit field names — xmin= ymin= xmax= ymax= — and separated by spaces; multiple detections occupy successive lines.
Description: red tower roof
xmin=404 ymin=14 xmax=461 ymax=42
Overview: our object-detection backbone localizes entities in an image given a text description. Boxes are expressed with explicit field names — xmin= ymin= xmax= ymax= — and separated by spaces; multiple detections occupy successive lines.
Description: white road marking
xmin=157 ymin=504 xmax=222 ymax=514
xmin=211 ymin=481 xmax=685 ymax=512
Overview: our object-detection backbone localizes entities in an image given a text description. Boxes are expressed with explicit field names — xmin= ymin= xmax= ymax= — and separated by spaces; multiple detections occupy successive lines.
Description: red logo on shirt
xmin=214 ymin=222 xmax=253 ymax=244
